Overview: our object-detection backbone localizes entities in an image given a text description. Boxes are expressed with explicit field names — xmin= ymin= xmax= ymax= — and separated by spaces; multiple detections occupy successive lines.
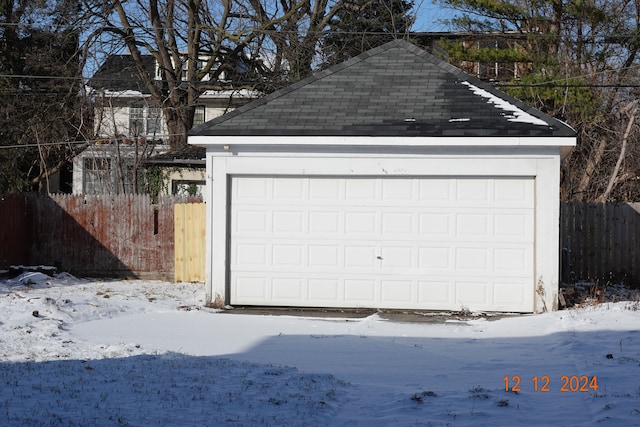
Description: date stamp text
xmin=503 ymin=375 xmax=598 ymax=393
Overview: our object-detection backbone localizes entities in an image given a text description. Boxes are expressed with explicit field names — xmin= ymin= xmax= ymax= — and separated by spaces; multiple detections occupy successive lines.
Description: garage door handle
xmin=376 ymin=256 xmax=383 ymax=260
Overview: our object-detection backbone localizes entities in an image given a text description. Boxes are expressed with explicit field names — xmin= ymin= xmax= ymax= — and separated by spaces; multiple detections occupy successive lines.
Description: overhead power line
xmin=5 ymin=73 xmax=640 ymax=91
xmin=3 ymin=20 xmax=640 ymax=42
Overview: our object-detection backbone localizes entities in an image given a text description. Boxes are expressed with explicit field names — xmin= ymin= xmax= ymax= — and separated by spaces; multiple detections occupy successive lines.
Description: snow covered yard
xmin=1 ymin=272 xmax=640 ymax=426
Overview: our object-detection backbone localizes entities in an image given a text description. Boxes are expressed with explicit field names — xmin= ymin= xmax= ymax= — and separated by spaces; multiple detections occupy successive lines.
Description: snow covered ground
xmin=1 ymin=271 xmax=640 ymax=426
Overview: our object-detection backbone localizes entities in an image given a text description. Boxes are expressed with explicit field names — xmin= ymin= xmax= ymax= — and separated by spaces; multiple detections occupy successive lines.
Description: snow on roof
xmin=101 ymin=89 xmax=146 ymax=97
xmin=200 ymin=89 xmax=258 ymax=98
xmin=461 ymin=81 xmax=549 ymax=126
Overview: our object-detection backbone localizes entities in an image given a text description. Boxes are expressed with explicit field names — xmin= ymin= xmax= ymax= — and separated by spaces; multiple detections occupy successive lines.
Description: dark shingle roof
xmin=190 ymin=39 xmax=575 ymax=138
xmin=145 ymin=145 xmax=206 ymax=166
xmin=89 ymin=55 xmax=155 ymax=93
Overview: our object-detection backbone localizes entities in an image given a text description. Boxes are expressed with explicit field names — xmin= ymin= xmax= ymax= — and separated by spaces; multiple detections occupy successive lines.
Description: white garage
xmin=189 ymin=40 xmax=576 ymax=313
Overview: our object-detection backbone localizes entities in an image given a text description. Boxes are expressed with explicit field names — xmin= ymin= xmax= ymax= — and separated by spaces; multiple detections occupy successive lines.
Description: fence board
xmin=0 ymin=194 xmax=29 ymax=266
xmin=174 ymin=203 xmax=206 ymax=282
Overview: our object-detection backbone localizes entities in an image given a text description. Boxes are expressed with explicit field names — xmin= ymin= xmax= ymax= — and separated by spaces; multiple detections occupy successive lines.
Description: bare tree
xmin=0 ymin=1 xmax=90 ymax=193
xmin=81 ymin=0 xmax=345 ymax=151
xmin=438 ymin=0 xmax=640 ymax=202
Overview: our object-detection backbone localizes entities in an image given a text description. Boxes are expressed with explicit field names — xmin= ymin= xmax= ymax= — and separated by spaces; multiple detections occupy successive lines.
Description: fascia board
xmin=189 ymin=135 xmax=577 ymax=148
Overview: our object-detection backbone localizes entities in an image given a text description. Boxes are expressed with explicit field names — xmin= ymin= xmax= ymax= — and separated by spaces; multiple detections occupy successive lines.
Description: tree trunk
xmin=164 ymin=104 xmax=193 ymax=151
xmin=598 ymin=103 xmax=638 ymax=202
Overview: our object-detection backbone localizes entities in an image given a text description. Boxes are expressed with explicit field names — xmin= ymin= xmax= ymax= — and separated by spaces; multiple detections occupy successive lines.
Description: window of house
xmin=193 ymin=105 xmax=206 ymax=126
xmin=147 ymin=106 xmax=162 ymax=135
xmin=129 ymin=104 xmax=145 ymax=136
xmin=172 ymin=180 xmax=205 ymax=197
xmin=83 ymin=158 xmax=112 ymax=194
xmin=196 ymin=59 xmax=219 ymax=81
xmin=129 ymin=103 xmax=163 ymax=137
xmin=83 ymin=157 xmax=142 ymax=195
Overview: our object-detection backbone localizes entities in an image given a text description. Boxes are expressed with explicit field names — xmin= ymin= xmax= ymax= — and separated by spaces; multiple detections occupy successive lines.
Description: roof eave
xmin=189 ymin=135 xmax=577 ymax=148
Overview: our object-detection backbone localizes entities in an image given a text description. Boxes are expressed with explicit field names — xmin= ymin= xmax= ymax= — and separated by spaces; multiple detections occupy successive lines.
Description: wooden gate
xmin=174 ymin=203 xmax=206 ymax=282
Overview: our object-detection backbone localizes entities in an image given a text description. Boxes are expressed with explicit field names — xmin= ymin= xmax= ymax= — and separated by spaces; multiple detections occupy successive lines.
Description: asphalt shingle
xmin=89 ymin=55 xmax=156 ymax=93
xmin=190 ymin=40 xmax=575 ymax=138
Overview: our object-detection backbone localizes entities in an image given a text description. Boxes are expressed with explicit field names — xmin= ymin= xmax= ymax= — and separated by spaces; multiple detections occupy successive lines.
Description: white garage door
xmin=229 ymin=176 xmax=535 ymax=312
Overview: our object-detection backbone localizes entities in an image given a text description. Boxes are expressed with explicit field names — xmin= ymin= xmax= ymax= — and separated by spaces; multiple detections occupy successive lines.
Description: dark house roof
xmin=144 ymin=145 xmax=206 ymax=167
xmin=89 ymin=54 xmax=156 ymax=93
xmin=190 ymin=39 xmax=575 ymax=138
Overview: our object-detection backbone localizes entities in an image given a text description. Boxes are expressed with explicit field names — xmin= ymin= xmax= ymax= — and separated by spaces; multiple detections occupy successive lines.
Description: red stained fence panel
xmin=0 ymin=193 xmax=201 ymax=280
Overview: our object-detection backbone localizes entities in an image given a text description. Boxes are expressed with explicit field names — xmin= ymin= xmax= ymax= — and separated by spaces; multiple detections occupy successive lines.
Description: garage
xmin=230 ymin=176 xmax=534 ymax=311
xmin=189 ymin=40 xmax=576 ymax=312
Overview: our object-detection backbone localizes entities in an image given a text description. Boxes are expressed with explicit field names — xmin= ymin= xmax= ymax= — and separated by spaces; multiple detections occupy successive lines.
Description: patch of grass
xmin=410 ymin=390 xmax=437 ymax=403
xmin=469 ymin=386 xmax=489 ymax=400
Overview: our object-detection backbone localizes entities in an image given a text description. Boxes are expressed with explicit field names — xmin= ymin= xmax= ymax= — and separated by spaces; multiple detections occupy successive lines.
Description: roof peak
xmin=190 ymin=39 xmax=575 ymax=138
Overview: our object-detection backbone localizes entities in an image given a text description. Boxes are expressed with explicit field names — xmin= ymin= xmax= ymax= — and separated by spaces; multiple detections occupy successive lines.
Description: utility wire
xmin=0 ymin=135 xmax=187 ymax=150
xmin=4 ymin=72 xmax=640 ymax=90
xmin=2 ymin=20 xmax=640 ymax=41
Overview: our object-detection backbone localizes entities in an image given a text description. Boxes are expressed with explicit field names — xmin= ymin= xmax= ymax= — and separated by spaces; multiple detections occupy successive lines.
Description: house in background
xmin=190 ymin=39 xmax=576 ymax=313
xmin=417 ymin=32 xmax=531 ymax=82
xmin=142 ymin=144 xmax=207 ymax=199
xmin=73 ymin=54 xmax=255 ymax=194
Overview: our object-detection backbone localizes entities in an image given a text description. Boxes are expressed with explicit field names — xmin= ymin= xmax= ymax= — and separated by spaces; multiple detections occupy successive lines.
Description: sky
xmin=412 ymin=0 xmax=458 ymax=32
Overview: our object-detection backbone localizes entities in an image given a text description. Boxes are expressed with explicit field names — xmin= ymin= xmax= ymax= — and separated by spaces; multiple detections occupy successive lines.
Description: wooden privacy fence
xmin=560 ymin=202 xmax=640 ymax=285
xmin=2 ymin=194 xmax=639 ymax=285
xmin=0 ymin=193 xmax=202 ymax=280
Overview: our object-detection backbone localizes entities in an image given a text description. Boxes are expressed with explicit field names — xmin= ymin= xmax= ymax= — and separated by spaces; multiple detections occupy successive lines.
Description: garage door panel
xmin=381 ymin=280 xmax=413 ymax=303
xmin=309 ymin=178 xmax=342 ymax=200
xmin=346 ymin=179 xmax=378 ymax=200
xmin=344 ymin=279 xmax=376 ymax=304
xmin=494 ymin=179 xmax=534 ymax=206
xmin=235 ymin=210 xmax=268 ymax=233
xmin=417 ymin=281 xmax=452 ymax=305
xmin=381 ymin=212 xmax=414 ymax=234
xmin=273 ymin=211 xmax=304 ymax=233
xmin=272 ymin=244 xmax=304 ymax=267
xmin=382 ymin=180 xmax=414 ymax=200
xmin=308 ymin=279 xmax=340 ymax=302
xmin=456 ymin=180 xmax=490 ymax=202
xmin=494 ymin=212 xmax=534 ymax=240
xmin=273 ymin=177 xmax=304 ymax=199
xmin=230 ymin=176 xmax=535 ymax=312
xmin=345 ymin=211 xmax=377 ymax=234
xmin=236 ymin=177 xmax=269 ymax=200
xmin=418 ymin=247 xmax=452 ymax=271
xmin=308 ymin=245 xmax=340 ymax=267
xmin=493 ymin=247 xmax=532 ymax=274
xmin=455 ymin=247 xmax=489 ymax=271
xmin=380 ymin=246 xmax=414 ymax=269
xmin=494 ymin=281 xmax=527 ymax=305
xmin=419 ymin=213 xmax=452 ymax=236
xmin=309 ymin=211 xmax=340 ymax=233
xmin=272 ymin=278 xmax=304 ymax=301
xmin=235 ymin=243 xmax=268 ymax=266
xmin=345 ymin=245 xmax=376 ymax=268
xmin=455 ymin=281 xmax=491 ymax=306
xmin=419 ymin=179 xmax=452 ymax=201
xmin=456 ymin=213 xmax=489 ymax=237
xmin=234 ymin=277 xmax=268 ymax=300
